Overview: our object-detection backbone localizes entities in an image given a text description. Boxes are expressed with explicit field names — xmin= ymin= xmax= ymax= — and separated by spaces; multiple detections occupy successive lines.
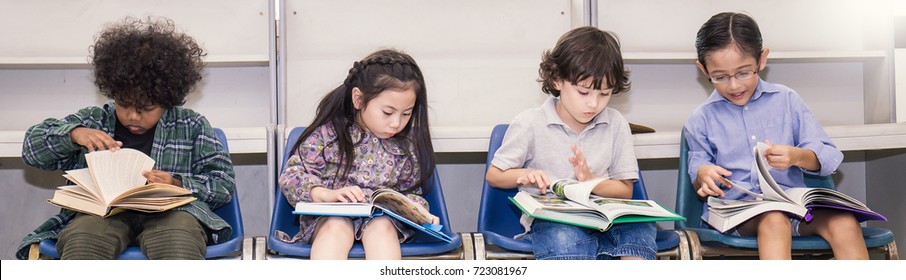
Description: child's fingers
xmin=540 ymin=173 xmax=550 ymax=189
xmin=536 ymin=175 xmax=548 ymax=194
xmin=573 ymin=146 xmax=586 ymax=163
xmin=706 ymin=180 xmax=725 ymax=197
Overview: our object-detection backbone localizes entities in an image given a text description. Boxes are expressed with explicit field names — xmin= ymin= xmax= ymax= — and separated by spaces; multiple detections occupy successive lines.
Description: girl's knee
xmin=315 ymin=217 xmax=355 ymax=238
xmin=362 ymin=217 xmax=397 ymax=236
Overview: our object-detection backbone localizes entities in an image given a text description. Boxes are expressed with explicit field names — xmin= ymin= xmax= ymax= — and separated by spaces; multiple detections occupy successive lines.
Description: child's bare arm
xmin=763 ymin=140 xmax=820 ymax=171
xmin=591 ymin=179 xmax=634 ymax=199
xmin=486 ymin=165 xmax=551 ymax=193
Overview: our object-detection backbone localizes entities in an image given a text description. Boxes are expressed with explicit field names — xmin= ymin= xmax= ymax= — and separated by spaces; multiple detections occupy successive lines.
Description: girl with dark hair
xmin=485 ymin=26 xmax=657 ymax=260
xmin=685 ymin=12 xmax=868 ymax=259
xmin=278 ymin=49 xmax=438 ymax=259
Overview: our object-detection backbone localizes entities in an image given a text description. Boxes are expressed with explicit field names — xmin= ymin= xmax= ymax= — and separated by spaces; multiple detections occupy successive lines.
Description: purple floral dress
xmin=276 ymin=123 xmax=428 ymax=244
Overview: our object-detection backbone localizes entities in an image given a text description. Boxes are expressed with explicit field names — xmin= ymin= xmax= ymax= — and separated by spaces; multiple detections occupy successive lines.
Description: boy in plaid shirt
xmin=16 ymin=17 xmax=235 ymax=260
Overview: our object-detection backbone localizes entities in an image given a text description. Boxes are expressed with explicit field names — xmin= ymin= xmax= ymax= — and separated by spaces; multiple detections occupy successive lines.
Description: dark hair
xmin=539 ymin=26 xmax=630 ymax=96
xmin=90 ymin=16 xmax=205 ymax=109
xmin=695 ymin=12 xmax=763 ymax=71
xmin=291 ymin=49 xmax=435 ymax=191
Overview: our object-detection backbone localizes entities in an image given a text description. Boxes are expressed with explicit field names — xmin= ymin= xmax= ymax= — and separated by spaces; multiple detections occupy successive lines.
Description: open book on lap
xmin=510 ymin=177 xmax=684 ymax=232
xmin=48 ymin=148 xmax=195 ymax=217
xmin=706 ymin=142 xmax=887 ymax=233
xmin=293 ymin=188 xmax=452 ymax=243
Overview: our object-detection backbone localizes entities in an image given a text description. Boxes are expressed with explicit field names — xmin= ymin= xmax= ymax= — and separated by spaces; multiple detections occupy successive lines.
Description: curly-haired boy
xmin=16 ymin=17 xmax=235 ymax=260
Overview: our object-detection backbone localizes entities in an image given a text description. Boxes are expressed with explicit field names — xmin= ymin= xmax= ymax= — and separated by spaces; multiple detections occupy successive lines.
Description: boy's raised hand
xmin=143 ymin=170 xmax=183 ymax=187
xmin=763 ymin=139 xmax=798 ymax=169
xmin=70 ymin=127 xmax=122 ymax=152
xmin=516 ymin=169 xmax=551 ymax=194
xmin=695 ymin=164 xmax=730 ymax=198
xmin=569 ymin=145 xmax=597 ymax=182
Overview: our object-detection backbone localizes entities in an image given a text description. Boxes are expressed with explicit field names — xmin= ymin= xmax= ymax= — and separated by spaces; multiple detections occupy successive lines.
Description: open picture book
xmin=48 ymin=148 xmax=196 ymax=217
xmin=706 ymin=142 xmax=887 ymax=233
xmin=293 ymin=188 xmax=452 ymax=243
xmin=510 ymin=177 xmax=684 ymax=232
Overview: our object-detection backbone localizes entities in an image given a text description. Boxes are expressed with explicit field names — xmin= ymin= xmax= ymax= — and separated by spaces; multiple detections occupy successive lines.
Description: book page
xmin=518 ymin=192 xmax=594 ymax=211
xmin=753 ymin=142 xmax=795 ymax=204
xmin=85 ymin=149 xmax=155 ymax=204
xmin=550 ymin=177 xmax=605 ymax=208
xmin=56 ymin=185 xmax=103 ymax=204
xmin=589 ymin=196 xmax=681 ymax=219
xmin=718 ymin=177 xmax=768 ymax=200
xmin=64 ymin=168 xmax=103 ymax=202
xmin=371 ymin=189 xmax=433 ymax=225
xmin=111 ymin=183 xmax=191 ymax=203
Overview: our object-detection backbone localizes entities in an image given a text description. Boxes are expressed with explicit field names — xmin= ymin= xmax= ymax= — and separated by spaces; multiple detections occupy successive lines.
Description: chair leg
xmin=683 ymin=230 xmax=703 ymax=260
xmin=675 ymin=230 xmax=691 ymax=260
xmin=459 ymin=233 xmax=475 ymax=260
xmin=472 ymin=233 xmax=487 ymax=260
xmin=28 ymin=243 xmax=41 ymax=260
xmin=241 ymin=237 xmax=254 ymax=260
xmin=254 ymin=236 xmax=267 ymax=260
xmin=885 ymin=240 xmax=899 ymax=260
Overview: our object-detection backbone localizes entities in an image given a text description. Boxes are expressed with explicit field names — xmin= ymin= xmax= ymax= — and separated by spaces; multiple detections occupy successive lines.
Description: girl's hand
xmin=428 ymin=213 xmax=440 ymax=225
xmin=70 ymin=127 xmax=122 ymax=152
xmin=412 ymin=202 xmax=440 ymax=225
xmin=315 ymin=186 xmax=366 ymax=203
xmin=516 ymin=169 xmax=551 ymax=194
xmin=695 ymin=164 xmax=730 ymax=198
xmin=568 ymin=145 xmax=598 ymax=181
xmin=143 ymin=170 xmax=182 ymax=187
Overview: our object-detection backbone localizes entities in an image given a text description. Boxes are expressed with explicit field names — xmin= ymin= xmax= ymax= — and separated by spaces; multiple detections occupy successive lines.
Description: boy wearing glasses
xmin=684 ymin=12 xmax=867 ymax=259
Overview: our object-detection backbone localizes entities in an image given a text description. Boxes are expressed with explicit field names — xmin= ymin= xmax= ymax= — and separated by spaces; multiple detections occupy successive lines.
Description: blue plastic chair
xmin=676 ymin=129 xmax=898 ymax=259
xmin=474 ymin=124 xmax=690 ymax=259
xmin=266 ymin=126 xmax=465 ymax=259
xmin=31 ymin=128 xmax=246 ymax=260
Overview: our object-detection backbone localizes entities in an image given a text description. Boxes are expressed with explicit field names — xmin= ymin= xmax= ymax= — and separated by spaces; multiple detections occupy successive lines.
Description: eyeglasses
xmin=708 ymin=70 xmax=757 ymax=84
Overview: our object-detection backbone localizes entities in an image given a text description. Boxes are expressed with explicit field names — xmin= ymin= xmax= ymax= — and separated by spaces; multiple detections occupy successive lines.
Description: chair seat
xmin=656 ymin=230 xmax=681 ymax=250
xmin=480 ymin=231 xmax=533 ymax=253
xmin=690 ymin=226 xmax=895 ymax=250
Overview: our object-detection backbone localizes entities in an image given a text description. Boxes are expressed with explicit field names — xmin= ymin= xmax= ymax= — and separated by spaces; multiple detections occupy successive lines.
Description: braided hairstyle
xmin=291 ymin=49 xmax=436 ymax=191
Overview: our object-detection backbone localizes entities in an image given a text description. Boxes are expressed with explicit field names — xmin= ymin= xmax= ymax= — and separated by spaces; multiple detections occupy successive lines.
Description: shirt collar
xmin=706 ymin=78 xmax=777 ymax=105
xmin=541 ymin=96 xmax=610 ymax=128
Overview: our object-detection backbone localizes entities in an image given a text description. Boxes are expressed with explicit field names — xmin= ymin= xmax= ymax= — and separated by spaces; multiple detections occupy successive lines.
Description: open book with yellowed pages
xmin=510 ymin=177 xmax=684 ymax=232
xmin=48 ymin=148 xmax=195 ymax=217
xmin=705 ymin=142 xmax=887 ymax=233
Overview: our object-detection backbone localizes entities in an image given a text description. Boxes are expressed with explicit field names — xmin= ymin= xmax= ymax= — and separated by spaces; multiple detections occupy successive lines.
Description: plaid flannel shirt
xmin=15 ymin=101 xmax=236 ymax=259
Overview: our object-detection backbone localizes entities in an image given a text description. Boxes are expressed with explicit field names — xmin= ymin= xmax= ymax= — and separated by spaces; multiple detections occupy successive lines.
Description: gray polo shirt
xmin=491 ymin=97 xmax=639 ymax=232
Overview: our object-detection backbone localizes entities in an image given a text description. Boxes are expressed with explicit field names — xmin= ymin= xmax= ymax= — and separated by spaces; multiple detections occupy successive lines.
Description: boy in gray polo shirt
xmin=486 ymin=26 xmax=656 ymax=260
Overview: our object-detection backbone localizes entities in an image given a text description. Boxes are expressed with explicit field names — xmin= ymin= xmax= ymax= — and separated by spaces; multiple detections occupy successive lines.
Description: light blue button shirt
xmin=684 ymin=79 xmax=843 ymax=214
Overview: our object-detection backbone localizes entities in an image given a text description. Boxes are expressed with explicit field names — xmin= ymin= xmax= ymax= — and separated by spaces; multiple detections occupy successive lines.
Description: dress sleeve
xmin=279 ymin=125 xmax=333 ymax=205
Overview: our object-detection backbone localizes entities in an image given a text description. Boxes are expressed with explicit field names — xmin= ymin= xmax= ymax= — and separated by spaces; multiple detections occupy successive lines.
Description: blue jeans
xmin=526 ymin=220 xmax=657 ymax=260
